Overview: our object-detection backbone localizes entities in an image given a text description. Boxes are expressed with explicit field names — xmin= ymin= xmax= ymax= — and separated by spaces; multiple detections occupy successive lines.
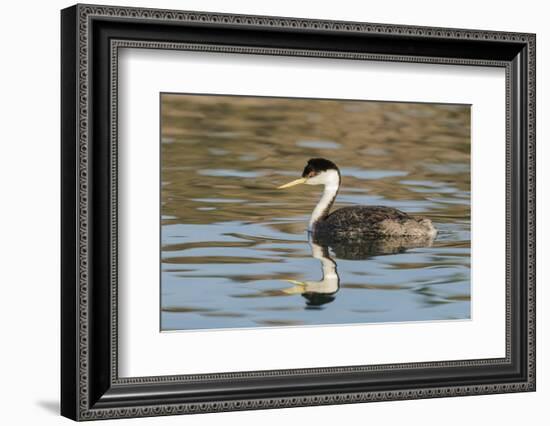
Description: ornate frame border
xmin=110 ymin=40 xmax=512 ymax=384
xmin=61 ymin=3 xmax=535 ymax=421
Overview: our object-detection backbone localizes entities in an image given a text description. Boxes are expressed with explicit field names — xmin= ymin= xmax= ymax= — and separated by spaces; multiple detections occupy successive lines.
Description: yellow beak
xmin=277 ymin=177 xmax=307 ymax=189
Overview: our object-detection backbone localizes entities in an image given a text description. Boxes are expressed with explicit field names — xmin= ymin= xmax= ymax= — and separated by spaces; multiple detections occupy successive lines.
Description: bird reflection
xmin=313 ymin=233 xmax=436 ymax=260
xmin=283 ymin=242 xmax=340 ymax=308
xmin=283 ymin=234 xmax=435 ymax=307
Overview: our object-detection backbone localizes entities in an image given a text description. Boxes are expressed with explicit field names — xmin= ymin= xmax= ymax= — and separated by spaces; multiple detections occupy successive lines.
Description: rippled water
xmin=160 ymin=94 xmax=471 ymax=331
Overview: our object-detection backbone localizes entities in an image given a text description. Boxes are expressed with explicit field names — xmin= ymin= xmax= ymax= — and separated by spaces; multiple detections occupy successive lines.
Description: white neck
xmin=308 ymin=170 xmax=340 ymax=229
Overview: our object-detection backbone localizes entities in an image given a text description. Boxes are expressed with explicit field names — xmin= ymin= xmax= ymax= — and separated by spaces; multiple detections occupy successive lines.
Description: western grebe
xmin=278 ymin=158 xmax=437 ymax=242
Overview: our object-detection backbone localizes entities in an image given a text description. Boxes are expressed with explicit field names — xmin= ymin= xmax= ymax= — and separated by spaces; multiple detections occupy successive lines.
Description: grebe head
xmin=302 ymin=158 xmax=340 ymax=186
xmin=278 ymin=158 xmax=340 ymax=189
xmin=278 ymin=158 xmax=341 ymax=230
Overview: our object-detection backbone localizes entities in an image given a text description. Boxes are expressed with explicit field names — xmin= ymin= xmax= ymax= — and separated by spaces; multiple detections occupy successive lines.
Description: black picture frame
xmin=61 ymin=3 xmax=536 ymax=421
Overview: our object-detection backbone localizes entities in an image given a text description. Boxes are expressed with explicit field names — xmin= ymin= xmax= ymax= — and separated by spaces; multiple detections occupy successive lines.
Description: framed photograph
xmin=61 ymin=4 xmax=536 ymax=421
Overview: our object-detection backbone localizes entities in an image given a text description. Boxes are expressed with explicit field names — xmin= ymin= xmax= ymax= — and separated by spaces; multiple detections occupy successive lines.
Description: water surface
xmin=160 ymin=94 xmax=471 ymax=331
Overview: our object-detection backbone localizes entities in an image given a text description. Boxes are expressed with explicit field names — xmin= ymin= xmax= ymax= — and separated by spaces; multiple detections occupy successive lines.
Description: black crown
xmin=302 ymin=158 xmax=339 ymax=177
